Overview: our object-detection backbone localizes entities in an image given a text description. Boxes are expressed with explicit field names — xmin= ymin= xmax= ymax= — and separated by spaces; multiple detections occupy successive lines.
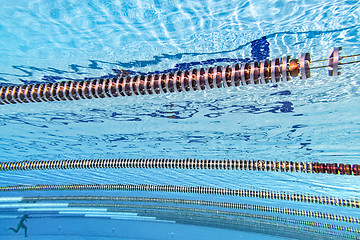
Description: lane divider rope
xmin=0 ymin=158 xmax=358 ymax=176
xmin=1 ymin=184 xmax=359 ymax=208
xmin=0 ymin=52 xmax=309 ymax=105
xmin=1 ymin=47 xmax=352 ymax=106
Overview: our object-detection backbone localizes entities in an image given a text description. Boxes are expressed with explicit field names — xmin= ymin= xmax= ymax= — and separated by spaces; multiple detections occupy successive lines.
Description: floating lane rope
xmin=0 ymin=54 xmax=303 ymax=105
xmin=1 ymin=158 xmax=358 ymax=176
xmin=1 ymin=184 xmax=359 ymax=208
xmin=5 ymin=196 xmax=359 ymax=225
xmin=0 ymin=47 xmax=356 ymax=105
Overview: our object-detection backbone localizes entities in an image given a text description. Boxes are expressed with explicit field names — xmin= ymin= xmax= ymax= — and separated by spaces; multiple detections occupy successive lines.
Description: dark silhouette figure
xmin=9 ymin=214 xmax=29 ymax=237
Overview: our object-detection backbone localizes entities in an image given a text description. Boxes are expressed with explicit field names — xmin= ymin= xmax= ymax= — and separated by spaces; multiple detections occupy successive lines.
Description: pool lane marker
xmin=0 ymin=184 xmax=359 ymax=209
xmin=0 ymin=158 xmax=358 ymax=176
xmin=1 ymin=47 xmax=358 ymax=106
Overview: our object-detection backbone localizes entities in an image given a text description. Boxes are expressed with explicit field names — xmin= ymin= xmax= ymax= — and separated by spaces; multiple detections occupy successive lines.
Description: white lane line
xmin=0 ymin=197 xmax=23 ymax=202
xmin=18 ymin=207 xmax=108 ymax=212
xmin=0 ymin=203 xmax=69 ymax=208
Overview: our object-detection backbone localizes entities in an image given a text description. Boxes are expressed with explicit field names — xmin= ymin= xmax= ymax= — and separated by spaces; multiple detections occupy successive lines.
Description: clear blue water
xmin=0 ymin=0 xmax=360 ymax=239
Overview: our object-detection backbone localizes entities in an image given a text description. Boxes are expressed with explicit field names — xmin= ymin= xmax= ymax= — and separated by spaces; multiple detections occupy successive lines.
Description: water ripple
xmin=0 ymin=0 xmax=359 ymax=84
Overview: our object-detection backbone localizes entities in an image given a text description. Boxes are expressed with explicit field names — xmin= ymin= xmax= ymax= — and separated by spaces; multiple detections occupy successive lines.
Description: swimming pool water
xmin=0 ymin=0 xmax=360 ymax=239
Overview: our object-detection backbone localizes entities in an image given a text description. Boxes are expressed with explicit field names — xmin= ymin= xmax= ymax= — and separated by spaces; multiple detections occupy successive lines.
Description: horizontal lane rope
xmin=1 ymin=158 xmax=358 ymax=176
xmin=1 ymin=184 xmax=359 ymax=208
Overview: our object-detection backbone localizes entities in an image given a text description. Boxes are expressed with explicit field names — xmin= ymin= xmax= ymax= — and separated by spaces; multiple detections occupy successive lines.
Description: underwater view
xmin=0 ymin=0 xmax=360 ymax=239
